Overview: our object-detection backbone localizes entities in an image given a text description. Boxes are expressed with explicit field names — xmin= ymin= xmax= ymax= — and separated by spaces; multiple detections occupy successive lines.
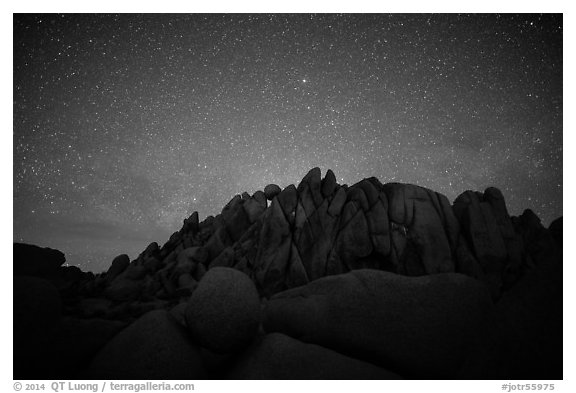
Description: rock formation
xmin=13 ymin=168 xmax=562 ymax=380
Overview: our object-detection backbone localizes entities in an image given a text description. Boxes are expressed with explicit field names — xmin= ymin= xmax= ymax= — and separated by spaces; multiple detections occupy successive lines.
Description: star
xmin=12 ymin=14 xmax=562 ymax=272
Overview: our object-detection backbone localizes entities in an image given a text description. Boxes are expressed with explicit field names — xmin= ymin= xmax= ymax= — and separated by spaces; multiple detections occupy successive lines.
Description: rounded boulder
xmin=263 ymin=269 xmax=494 ymax=378
xmin=105 ymin=254 xmax=130 ymax=284
xmin=87 ymin=310 xmax=206 ymax=379
xmin=185 ymin=267 xmax=261 ymax=353
xmin=264 ymin=184 xmax=282 ymax=200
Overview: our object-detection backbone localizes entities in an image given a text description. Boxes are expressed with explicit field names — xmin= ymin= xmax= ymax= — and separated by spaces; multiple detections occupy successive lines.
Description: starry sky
xmin=13 ymin=13 xmax=562 ymax=272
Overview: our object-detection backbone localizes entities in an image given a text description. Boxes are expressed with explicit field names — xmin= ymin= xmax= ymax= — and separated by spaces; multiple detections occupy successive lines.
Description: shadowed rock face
xmin=227 ymin=332 xmax=402 ymax=380
xmin=263 ymin=270 xmax=494 ymax=378
xmin=185 ymin=267 xmax=261 ymax=354
xmin=13 ymin=168 xmax=562 ymax=380
xmin=117 ymin=167 xmax=553 ymax=301
xmin=86 ymin=310 xmax=206 ymax=379
xmin=13 ymin=243 xmax=66 ymax=276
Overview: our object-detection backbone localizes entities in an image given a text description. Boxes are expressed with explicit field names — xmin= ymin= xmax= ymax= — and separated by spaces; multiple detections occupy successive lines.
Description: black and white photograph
xmin=9 ymin=4 xmax=566 ymax=387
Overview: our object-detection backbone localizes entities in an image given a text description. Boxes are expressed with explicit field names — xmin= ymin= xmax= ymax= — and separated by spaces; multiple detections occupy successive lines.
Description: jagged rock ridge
xmin=94 ymin=167 xmax=555 ymax=302
xmin=13 ymin=168 xmax=562 ymax=380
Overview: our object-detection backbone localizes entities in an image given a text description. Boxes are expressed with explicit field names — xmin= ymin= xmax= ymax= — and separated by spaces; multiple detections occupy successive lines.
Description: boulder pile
xmin=13 ymin=168 xmax=562 ymax=379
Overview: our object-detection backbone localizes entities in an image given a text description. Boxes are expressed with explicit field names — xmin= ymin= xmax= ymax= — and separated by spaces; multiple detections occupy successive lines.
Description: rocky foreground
xmin=14 ymin=168 xmax=562 ymax=380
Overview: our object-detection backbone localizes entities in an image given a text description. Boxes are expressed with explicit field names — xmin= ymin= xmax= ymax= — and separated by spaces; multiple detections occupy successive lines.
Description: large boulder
xmin=243 ymin=194 xmax=267 ymax=223
xmin=548 ymin=217 xmax=562 ymax=247
xmin=86 ymin=310 xmax=206 ymax=379
xmin=264 ymin=269 xmax=493 ymax=378
xmin=298 ymin=167 xmax=323 ymax=208
xmin=185 ymin=267 xmax=261 ymax=353
xmin=224 ymin=203 xmax=251 ymax=241
xmin=264 ymin=184 xmax=282 ymax=200
xmin=228 ymin=333 xmax=401 ymax=379
xmin=328 ymin=186 xmax=347 ymax=216
xmin=453 ymin=190 xmax=509 ymax=297
xmin=296 ymin=198 xmax=339 ymax=281
xmin=253 ymin=198 xmax=293 ymax=296
xmin=105 ymin=254 xmax=130 ymax=284
xmin=321 ymin=169 xmax=337 ymax=197
xmin=482 ymin=188 xmax=526 ymax=288
xmin=328 ymin=201 xmax=373 ymax=273
xmin=383 ymin=184 xmax=456 ymax=276
xmin=277 ymin=184 xmax=298 ymax=224
xmin=182 ymin=211 xmax=199 ymax=233
xmin=204 ymin=226 xmax=233 ymax=261
xmin=13 ymin=243 xmax=66 ymax=276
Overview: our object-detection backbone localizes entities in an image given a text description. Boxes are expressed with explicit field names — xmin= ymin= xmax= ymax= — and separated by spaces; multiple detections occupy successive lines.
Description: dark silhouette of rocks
xmin=459 ymin=249 xmax=562 ymax=379
xmin=14 ymin=276 xmax=62 ymax=379
xmin=56 ymin=317 xmax=127 ymax=377
xmin=14 ymin=243 xmax=66 ymax=276
xmin=263 ymin=270 xmax=493 ymax=379
xmin=86 ymin=310 xmax=206 ymax=379
xmin=549 ymin=216 xmax=563 ymax=247
xmin=105 ymin=254 xmax=130 ymax=284
xmin=13 ymin=168 xmax=562 ymax=379
xmin=263 ymin=183 xmax=281 ymax=200
xmin=227 ymin=333 xmax=402 ymax=379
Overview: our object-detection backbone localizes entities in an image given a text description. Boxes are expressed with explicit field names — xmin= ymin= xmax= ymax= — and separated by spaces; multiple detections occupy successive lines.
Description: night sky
xmin=13 ymin=14 xmax=563 ymax=273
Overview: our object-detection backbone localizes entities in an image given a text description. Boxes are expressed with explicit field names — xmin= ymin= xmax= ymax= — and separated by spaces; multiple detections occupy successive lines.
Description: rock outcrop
xmin=263 ymin=270 xmax=493 ymax=378
xmin=13 ymin=168 xmax=562 ymax=379
xmin=86 ymin=310 xmax=206 ymax=379
xmin=185 ymin=267 xmax=261 ymax=353
xmin=13 ymin=243 xmax=66 ymax=276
